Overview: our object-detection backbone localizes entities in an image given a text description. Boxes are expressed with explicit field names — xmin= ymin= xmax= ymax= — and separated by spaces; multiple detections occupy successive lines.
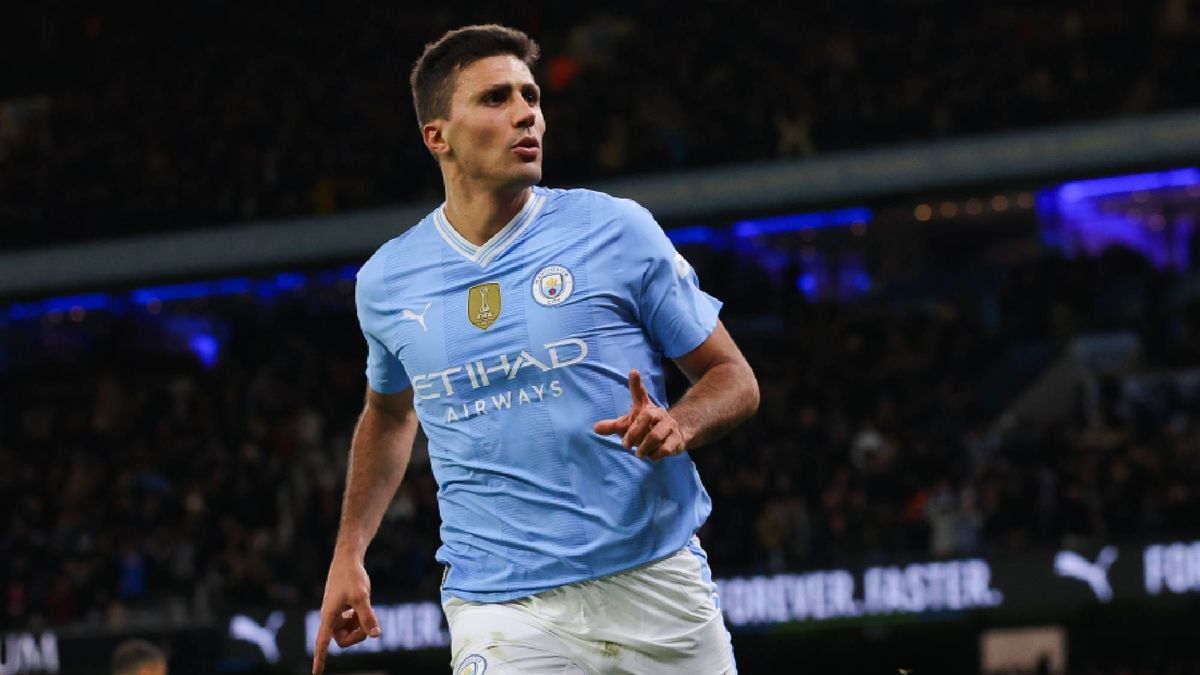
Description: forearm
xmin=334 ymin=403 xmax=418 ymax=561
xmin=670 ymin=359 xmax=759 ymax=450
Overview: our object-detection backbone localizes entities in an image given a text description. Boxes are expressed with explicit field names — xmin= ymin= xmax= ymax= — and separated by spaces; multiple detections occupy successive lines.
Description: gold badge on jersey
xmin=467 ymin=282 xmax=501 ymax=330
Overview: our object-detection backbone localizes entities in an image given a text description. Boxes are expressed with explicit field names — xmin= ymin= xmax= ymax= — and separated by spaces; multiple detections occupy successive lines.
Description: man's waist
xmin=436 ymin=527 xmax=697 ymax=603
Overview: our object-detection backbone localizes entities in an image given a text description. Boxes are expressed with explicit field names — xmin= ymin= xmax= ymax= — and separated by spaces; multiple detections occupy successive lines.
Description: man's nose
xmin=513 ymin=98 xmax=536 ymax=128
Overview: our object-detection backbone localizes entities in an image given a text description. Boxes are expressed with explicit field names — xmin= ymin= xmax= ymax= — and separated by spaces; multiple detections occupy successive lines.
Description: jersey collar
xmin=433 ymin=189 xmax=547 ymax=269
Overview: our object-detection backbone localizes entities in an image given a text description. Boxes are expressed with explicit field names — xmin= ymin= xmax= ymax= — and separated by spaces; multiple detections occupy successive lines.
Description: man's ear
xmin=423 ymin=120 xmax=449 ymax=158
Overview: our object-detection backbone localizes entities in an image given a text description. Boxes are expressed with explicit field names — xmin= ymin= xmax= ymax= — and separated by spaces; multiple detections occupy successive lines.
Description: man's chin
xmin=504 ymin=164 xmax=542 ymax=187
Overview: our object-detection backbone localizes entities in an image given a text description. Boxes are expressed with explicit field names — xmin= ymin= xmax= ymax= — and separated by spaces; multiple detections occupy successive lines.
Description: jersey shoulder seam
xmin=364 ymin=219 xmax=432 ymax=354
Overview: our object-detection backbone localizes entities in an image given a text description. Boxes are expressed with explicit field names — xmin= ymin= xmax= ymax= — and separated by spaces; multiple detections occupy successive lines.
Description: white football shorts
xmin=442 ymin=536 xmax=737 ymax=675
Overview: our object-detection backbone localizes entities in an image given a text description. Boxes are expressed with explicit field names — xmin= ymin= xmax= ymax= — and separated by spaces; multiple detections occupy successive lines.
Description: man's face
xmin=434 ymin=54 xmax=545 ymax=189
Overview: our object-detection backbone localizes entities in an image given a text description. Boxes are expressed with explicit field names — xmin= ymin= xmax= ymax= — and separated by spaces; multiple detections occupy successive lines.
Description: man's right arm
xmin=312 ymin=386 xmax=418 ymax=674
xmin=335 ymin=386 xmax=419 ymax=559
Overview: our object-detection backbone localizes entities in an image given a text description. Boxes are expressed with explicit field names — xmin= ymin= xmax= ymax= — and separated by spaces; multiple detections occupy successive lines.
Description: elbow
xmin=743 ymin=364 xmax=760 ymax=420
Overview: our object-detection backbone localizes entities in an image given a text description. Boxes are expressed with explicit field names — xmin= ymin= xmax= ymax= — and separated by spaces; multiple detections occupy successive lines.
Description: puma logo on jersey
xmin=400 ymin=302 xmax=432 ymax=332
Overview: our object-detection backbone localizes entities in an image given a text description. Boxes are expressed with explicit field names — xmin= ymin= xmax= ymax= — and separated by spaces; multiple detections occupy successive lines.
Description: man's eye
xmin=485 ymin=92 xmax=504 ymax=104
xmin=523 ymin=92 xmax=539 ymax=104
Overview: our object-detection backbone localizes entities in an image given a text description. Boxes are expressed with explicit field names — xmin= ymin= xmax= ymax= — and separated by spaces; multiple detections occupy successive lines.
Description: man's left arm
xmin=593 ymin=320 xmax=759 ymax=461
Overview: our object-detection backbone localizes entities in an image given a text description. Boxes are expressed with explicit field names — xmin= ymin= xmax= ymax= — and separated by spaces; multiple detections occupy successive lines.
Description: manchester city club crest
xmin=455 ymin=654 xmax=487 ymax=675
xmin=531 ymin=264 xmax=574 ymax=306
xmin=468 ymin=282 xmax=501 ymax=330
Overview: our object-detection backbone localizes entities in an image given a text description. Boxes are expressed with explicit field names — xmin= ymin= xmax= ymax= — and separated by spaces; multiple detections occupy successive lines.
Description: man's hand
xmin=312 ymin=555 xmax=382 ymax=674
xmin=593 ymin=369 xmax=686 ymax=461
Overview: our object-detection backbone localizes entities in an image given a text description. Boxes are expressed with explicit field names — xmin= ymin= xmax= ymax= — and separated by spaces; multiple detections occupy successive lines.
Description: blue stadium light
xmin=665 ymin=206 xmax=873 ymax=251
xmin=2 ymin=267 xmax=362 ymax=322
xmin=273 ymin=272 xmax=306 ymax=289
xmin=133 ymin=280 xmax=229 ymax=305
xmin=214 ymin=278 xmax=254 ymax=295
xmin=7 ymin=292 xmax=116 ymax=320
xmin=1038 ymin=166 xmax=1200 ymax=271
xmin=796 ymin=273 xmax=819 ymax=297
xmin=314 ymin=265 xmax=362 ymax=285
xmin=667 ymin=226 xmax=723 ymax=247
xmin=1036 ymin=185 xmax=1069 ymax=250
xmin=252 ymin=272 xmax=308 ymax=301
xmin=187 ymin=333 xmax=220 ymax=369
xmin=1057 ymin=168 xmax=1200 ymax=203
xmin=42 ymin=292 xmax=113 ymax=312
xmin=849 ymin=270 xmax=871 ymax=292
xmin=733 ymin=207 xmax=872 ymax=239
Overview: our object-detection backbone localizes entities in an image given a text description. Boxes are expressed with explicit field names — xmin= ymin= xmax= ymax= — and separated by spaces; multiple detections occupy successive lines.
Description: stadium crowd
xmin=2 ymin=0 xmax=1198 ymax=247
xmin=5 ymin=240 xmax=1200 ymax=630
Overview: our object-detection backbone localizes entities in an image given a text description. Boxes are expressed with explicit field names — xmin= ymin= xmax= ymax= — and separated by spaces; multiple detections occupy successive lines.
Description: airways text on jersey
xmin=410 ymin=337 xmax=588 ymax=423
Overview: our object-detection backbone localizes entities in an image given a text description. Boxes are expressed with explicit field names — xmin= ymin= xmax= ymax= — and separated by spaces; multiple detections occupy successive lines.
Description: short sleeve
xmin=613 ymin=198 xmax=722 ymax=358
xmin=355 ymin=258 xmax=411 ymax=394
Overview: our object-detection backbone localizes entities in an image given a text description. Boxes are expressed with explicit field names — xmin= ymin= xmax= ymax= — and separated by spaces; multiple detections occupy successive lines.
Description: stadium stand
xmin=2 ymin=1 xmax=1199 ymax=247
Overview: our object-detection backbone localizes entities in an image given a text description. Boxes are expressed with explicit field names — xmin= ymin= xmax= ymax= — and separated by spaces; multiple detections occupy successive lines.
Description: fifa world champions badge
xmin=468 ymin=282 xmax=501 ymax=330
xmin=532 ymin=264 xmax=574 ymax=306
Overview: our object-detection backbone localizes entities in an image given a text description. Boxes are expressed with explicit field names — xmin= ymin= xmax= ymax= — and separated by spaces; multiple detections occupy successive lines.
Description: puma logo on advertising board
xmin=1054 ymin=546 xmax=1118 ymax=602
xmin=229 ymin=612 xmax=286 ymax=663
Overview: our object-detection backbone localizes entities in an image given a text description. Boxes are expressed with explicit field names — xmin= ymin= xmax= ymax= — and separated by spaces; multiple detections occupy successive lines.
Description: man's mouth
xmin=512 ymin=137 xmax=540 ymax=159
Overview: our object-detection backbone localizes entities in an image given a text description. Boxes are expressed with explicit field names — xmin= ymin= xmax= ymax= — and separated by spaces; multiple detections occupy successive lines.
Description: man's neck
xmin=442 ymin=180 xmax=532 ymax=247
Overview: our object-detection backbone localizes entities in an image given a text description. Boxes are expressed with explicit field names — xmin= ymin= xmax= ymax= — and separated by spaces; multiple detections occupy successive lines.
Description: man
xmin=313 ymin=24 xmax=758 ymax=675
xmin=111 ymin=639 xmax=167 ymax=675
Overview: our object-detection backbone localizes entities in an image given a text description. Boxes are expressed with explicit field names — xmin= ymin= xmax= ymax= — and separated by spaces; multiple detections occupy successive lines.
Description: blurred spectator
xmin=2 ymin=2 xmax=1199 ymax=247
xmin=111 ymin=639 xmax=167 ymax=675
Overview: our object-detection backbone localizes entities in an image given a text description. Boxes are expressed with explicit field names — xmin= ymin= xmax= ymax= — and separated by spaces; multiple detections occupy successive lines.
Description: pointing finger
xmin=313 ymin=612 xmax=334 ymax=674
xmin=628 ymin=369 xmax=650 ymax=408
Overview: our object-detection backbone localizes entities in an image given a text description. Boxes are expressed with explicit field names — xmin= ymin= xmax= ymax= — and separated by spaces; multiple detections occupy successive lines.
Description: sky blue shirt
xmin=356 ymin=186 xmax=722 ymax=602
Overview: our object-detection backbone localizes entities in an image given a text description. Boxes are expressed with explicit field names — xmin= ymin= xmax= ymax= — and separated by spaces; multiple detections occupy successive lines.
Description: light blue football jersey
xmin=355 ymin=185 xmax=722 ymax=602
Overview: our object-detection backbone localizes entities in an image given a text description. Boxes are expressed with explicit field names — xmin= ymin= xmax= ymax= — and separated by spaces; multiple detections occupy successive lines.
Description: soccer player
xmin=312 ymin=24 xmax=759 ymax=675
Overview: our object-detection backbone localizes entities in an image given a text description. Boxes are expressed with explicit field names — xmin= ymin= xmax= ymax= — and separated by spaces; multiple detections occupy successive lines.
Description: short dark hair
xmin=409 ymin=25 xmax=540 ymax=126
xmin=112 ymin=639 xmax=166 ymax=675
